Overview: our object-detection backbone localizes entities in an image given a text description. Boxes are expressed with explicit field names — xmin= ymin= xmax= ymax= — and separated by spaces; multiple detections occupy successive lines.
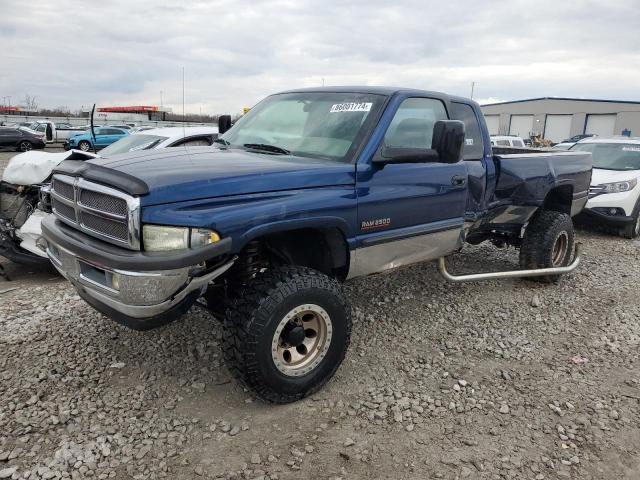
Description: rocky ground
xmin=1 ymin=228 xmax=640 ymax=480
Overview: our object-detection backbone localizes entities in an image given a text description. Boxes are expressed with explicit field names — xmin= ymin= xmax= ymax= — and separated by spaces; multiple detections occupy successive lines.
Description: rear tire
xmin=78 ymin=140 xmax=91 ymax=152
xmin=222 ymin=266 xmax=351 ymax=403
xmin=519 ymin=210 xmax=574 ymax=283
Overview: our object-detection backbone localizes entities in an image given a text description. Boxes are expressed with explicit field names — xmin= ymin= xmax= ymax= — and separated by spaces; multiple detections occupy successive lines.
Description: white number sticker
xmin=329 ymin=102 xmax=372 ymax=113
xmin=622 ymin=146 xmax=640 ymax=152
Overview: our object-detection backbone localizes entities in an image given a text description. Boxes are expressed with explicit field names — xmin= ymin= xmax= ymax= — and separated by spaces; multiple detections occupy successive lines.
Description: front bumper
xmin=42 ymin=216 xmax=234 ymax=329
xmin=575 ymin=208 xmax=634 ymax=226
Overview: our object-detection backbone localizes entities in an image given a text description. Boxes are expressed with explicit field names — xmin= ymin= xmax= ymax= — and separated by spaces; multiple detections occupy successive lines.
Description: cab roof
xmin=276 ymin=86 xmax=476 ymax=105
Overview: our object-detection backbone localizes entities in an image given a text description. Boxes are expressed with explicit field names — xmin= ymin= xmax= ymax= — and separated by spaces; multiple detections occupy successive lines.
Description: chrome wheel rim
xmin=551 ymin=231 xmax=569 ymax=266
xmin=80 ymin=142 xmax=90 ymax=151
xmin=271 ymin=304 xmax=332 ymax=377
xmin=634 ymin=216 xmax=640 ymax=236
xmin=20 ymin=142 xmax=31 ymax=151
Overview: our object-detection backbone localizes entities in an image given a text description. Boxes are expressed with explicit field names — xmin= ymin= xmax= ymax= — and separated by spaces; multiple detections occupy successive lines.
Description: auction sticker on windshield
xmin=330 ymin=102 xmax=372 ymax=113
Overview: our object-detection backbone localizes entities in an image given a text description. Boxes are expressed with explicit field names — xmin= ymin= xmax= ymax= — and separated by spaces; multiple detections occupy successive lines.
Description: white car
xmin=97 ymin=126 xmax=218 ymax=156
xmin=571 ymin=137 xmax=640 ymax=238
xmin=0 ymin=126 xmax=219 ymax=262
xmin=490 ymin=135 xmax=526 ymax=148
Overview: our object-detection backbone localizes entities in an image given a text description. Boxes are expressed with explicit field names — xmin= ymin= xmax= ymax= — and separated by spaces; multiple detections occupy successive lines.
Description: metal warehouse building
xmin=480 ymin=97 xmax=640 ymax=143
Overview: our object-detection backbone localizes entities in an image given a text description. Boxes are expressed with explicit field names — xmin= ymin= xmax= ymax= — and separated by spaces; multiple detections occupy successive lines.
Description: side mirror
xmin=218 ymin=115 xmax=232 ymax=134
xmin=431 ymin=120 xmax=465 ymax=164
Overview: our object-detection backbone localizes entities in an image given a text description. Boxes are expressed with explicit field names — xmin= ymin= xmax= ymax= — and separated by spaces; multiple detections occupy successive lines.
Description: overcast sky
xmin=1 ymin=0 xmax=639 ymax=114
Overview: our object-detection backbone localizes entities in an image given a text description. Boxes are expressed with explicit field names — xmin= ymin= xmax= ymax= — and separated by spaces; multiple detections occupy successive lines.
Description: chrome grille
xmin=52 ymin=178 xmax=74 ymax=201
xmin=79 ymin=190 xmax=127 ymax=217
xmin=50 ymin=174 xmax=140 ymax=250
xmin=588 ymin=185 xmax=606 ymax=198
xmin=52 ymin=198 xmax=76 ymax=222
xmin=80 ymin=211 xmax=129 ymax=240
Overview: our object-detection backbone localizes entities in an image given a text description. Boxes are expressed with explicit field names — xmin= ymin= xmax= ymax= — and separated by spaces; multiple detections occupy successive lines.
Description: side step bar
xmin=438 ymin=244 xmax=581 ymax=283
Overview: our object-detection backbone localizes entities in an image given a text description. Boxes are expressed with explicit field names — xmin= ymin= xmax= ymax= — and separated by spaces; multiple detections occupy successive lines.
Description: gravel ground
xmin=1 ymin=227 xmax=639 ymax=480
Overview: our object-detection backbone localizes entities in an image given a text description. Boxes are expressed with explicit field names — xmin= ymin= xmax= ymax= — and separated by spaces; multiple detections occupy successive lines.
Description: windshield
xmin=100 ymin=134 xmax=167 ymax=157
xmin=552 ymin=143 xmax=572 ymax=150
xmin=571 ymin=143 xmax=640 ymax=171
xmin=219 ymin=92 xmax=386 ymax=162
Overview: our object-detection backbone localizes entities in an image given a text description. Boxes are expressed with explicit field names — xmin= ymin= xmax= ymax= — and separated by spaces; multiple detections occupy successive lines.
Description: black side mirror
xmin=218 ymin=115 xmax=232 ymax=134
xmin=432 ymin=120 xmax=465 ymax=164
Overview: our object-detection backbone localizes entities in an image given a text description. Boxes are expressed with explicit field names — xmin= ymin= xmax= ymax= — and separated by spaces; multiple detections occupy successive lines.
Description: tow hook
xmin=437 ymin=243 xmax=581 ymax=283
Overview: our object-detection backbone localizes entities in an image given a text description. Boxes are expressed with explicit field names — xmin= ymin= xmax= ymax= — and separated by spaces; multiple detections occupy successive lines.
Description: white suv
xmin=572 ymin=137 xmax=640 ymax=238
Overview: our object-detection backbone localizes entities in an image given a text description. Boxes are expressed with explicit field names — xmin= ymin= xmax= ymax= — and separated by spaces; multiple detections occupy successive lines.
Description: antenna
xmin=90 ymin=103 xmax=97 ymax=154
xmin=182 ymin=67 xmax=186 ymax=139
xmin=470 ymin=81 xmax=476 ymax=99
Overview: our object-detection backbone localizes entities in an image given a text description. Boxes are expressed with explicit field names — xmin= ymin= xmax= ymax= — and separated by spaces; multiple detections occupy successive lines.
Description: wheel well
xmin=543 ymin=185 xmax=573 ymax=215
xmin=237 ymin=228 xmax=350 ymax=281
xmin=264 ymin=227 xmax=349 ymax=280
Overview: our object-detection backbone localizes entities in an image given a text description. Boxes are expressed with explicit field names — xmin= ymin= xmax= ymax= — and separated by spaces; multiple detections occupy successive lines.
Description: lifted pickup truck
xmin=42 ymin=87 xmax=592 ymax=403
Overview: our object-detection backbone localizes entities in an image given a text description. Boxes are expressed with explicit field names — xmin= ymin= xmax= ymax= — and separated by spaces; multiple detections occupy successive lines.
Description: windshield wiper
xmin=243 ymin=143 xmax=290 ymax=155
xmin=214 ymin=138 xmax=230 ymax=146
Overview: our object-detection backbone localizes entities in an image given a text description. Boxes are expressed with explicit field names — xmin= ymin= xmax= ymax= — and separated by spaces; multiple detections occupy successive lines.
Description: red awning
xmin=97 ymin=106 xmax=159 ymax=113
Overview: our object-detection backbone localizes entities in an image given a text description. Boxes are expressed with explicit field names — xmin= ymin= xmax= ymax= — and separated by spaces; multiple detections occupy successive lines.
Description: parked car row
xmin=0 ymin=127 xmax=46 ymax=151
xmin=0 ymin=126 xmax=219 ymax=265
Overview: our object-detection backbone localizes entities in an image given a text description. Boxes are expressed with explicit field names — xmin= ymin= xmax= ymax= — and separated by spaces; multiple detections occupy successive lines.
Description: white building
xmin=480 ymin=97 xmax=640 ymax=143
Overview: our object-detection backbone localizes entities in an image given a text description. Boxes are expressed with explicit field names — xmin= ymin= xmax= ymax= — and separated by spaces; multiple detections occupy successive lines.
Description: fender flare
xmin=235 ymin=217 xmax=351 ymax=252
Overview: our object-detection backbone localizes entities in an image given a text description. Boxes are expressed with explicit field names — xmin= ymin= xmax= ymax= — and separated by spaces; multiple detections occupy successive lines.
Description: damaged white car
xmin=0 ymin=126 xmax=219 ymax=265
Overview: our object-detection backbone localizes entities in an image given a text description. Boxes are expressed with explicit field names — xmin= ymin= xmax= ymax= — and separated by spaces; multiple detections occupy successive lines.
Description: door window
xmin=384 ymin=98 xmax=447 ymax=149
xmin=450 ymin=102 xmax=484 ymax=159
xmin=172 ymin=136 xmax=213 ymax=147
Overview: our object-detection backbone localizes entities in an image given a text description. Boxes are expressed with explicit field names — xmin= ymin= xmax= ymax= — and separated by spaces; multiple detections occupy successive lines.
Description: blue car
xmin=65 ymin=127 xmax=129 ymax=151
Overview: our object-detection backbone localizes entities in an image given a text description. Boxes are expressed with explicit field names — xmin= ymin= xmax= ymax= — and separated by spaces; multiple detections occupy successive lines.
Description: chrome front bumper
xmin=47 ymin=242 xmax=233 ymax=320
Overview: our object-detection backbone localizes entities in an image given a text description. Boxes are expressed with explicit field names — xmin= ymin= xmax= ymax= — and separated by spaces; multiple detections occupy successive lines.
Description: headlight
xmin=599 ymin=178 xmax=638 ymax=193
xmin=142 ymin=225 xmax=220 ymax=251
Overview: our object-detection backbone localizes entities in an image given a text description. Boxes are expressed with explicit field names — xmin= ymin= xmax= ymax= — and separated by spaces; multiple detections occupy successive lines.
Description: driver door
xmin=94 ymin=128 xmax=110 ymax=147
xmin=352 ymin=96 xmax=469 ymax=277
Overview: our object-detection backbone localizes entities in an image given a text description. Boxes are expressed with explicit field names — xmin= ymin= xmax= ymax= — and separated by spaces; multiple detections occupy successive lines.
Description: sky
xmin=1 ymin=0 xmax=639 ymax=115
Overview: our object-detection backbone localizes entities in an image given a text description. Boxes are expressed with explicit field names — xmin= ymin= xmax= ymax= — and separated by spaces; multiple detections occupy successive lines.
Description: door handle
xmin=451 ymin=175 xmax=466 ymax=186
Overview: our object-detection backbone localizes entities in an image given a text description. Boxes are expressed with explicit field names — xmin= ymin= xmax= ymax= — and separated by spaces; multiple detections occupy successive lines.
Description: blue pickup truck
xmin=41 ymin=87 xmax=592 ymax=403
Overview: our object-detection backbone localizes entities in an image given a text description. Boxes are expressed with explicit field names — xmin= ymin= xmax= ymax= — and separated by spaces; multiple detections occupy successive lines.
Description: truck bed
xmin=491 ymin=151 xmax=592 ymax=216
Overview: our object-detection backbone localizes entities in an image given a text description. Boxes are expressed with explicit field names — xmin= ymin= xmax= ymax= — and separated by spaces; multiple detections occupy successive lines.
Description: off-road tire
xmin=222 ymin=266 xmax=352 ymax=403
xmin=78 ymin=140 xmax=91 ymax=152
xmin=519 ymin=210 xmax=574 ymax=283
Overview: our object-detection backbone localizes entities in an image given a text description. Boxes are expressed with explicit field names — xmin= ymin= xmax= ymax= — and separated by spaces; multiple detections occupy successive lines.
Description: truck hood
xmin=87 ymin=147 xmax=356 ymax=206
